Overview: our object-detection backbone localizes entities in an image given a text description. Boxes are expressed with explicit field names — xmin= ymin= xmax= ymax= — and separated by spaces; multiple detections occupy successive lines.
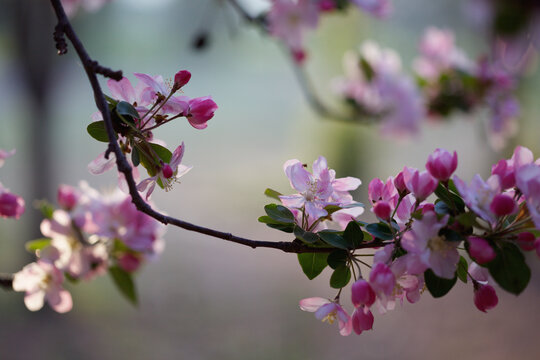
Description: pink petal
xmin=299 ymin=297 xmax=330 ymax=312
xmin=88 ymin=152 xmax=116 ymax=175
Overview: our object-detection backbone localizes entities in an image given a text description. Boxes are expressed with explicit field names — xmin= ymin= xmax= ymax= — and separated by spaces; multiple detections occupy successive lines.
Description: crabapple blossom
xmin=369 ymin=262 xmax=395 ymax=307
xmin=426 ymin=148 xmax=458 ymax=181
xmin=474 ymin=283 xmax=498 ymax=313
xmin=185 ymin=96 xmax=219 ymax=130
xmin=173 ymin=70 xmax=191 ymax=89
xmin=351 ymin=306 xmax=374 ymax=335
xmin=351 ymin=279 xmax=376 ymax=308
xmin=0 ymin=187 xmax=25 ymax=219
xmin=491 ymin=145 xmax=535 ymax=190
xmin=57 ymin=184 xmax=79 ymax=211
xmin=402 ymin=167 xmax=437 ymax=202
xmin=467 ymin=236 xmax=496 ymax=265
xmin=489 ymin=193 xmax=516 ymax=217
xmin=515 ymin=163 xmax=540 ymax=228
xmin=12 ymin=260 xmax=73 ymax=313
xmin=453 ymin=174 xmax=501 ymax=225
xmin=299 ymin=297 xmax=352 ymax=336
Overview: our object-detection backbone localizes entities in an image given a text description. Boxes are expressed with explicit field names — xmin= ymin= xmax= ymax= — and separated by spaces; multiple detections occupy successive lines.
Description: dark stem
xmin=47 ymin=0 xmax=384 ymax=254
xmin=0 ymin=274 xmax=13 ymax=290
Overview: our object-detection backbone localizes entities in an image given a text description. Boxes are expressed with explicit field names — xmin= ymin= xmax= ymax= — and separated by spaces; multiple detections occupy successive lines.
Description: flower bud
xmin=351 ymin=279 xmax=376 ymax=308
xmin=0 ymin=192 xmax=25 ymax=219
xmin=517 ymin=232 xmax=536 ymax=251
xmin=489 ymin=193 xmax=516 ymax=217
xmin=174 ymin=70 xmax=191 ymax=89
xmin=468 ymin=236 xmax=496 ymax=264
xmin=474 ymin=283 xmax=498 ymax=313
xmin=421 ymin=203 xmax=435 ymax=214
xmin=393 ymin=171 xmax=408 ymax=195
xmin=352 ymin=307 xmax=374 ymax=335
xmin=373 ymin=201 xmax=391 ymax=220
xmin=162 ymin=164 xmax=174 ymax=179
xmin=403 ymin=167 xmax=437 ymax=202
xmin=57 ymin=184 xmax=78 ymax=210
xmin=186 ymin=96 xmax=218 ymax=129
xmin=426 ymin=148 xmax=458 ymax=181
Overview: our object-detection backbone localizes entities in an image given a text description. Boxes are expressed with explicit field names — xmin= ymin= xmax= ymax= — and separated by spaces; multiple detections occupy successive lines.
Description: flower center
xmin=427 ymin=235 xmax=452 ymax=254
xmin=322 ymin=311 xmax=337 ymax=325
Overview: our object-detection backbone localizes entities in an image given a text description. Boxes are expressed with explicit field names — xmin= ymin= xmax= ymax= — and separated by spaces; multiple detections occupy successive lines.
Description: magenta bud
xmin=394 ymin=171 xmax=408 ymax=195
xmin=517 ymin=232 xmax=536 ymax=251
xmin=426 ymin=148 xmax=458 ymax=181
xmin=57 ymin=184 xmax=78 ymax=210
xmin=0 ymin=192 xmax=25 ymax=219
xmin=162 ymin=164 xmax=174 ymax=179
xmin=468 ymin=236 xmax=496 ymax=264
xmin=373 ymin=201 xmax=392 ymax=220
xmin=421 ymin=203 xmax=435 ymax=214
xmin=174 ymin=70 xmax=191 ymax=89
xmin=351 ymin=279 xmax=376 ymax=308
xmin=489 ymin=194 xmax=516 ymax=217
xmin=118 ymin=253 xmax=141 ymax=273
xmin=352 ymin=307 xmax=374 ymax=335
xmin=474 ymin=284 xmax=498 ymax=313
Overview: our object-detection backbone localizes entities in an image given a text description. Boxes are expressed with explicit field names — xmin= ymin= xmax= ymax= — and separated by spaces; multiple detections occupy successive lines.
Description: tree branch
xmin=48 ymin=0 xmax=382 ymax=254
xmin=0 ymin=274 xmax=13 ymax=290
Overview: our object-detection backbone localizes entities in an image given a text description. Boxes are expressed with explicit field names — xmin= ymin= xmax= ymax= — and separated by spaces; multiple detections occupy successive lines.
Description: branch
xmin=48 ymin=0 xmax=382 ymax=254
xmin=0 ymin=274 xmax=13 ymax=290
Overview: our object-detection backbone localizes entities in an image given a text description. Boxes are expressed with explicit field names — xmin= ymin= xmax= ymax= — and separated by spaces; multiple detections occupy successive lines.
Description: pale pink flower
xmin=491 ymin=145 xmax=535 ymax=189
xmin=0 ymin=148 xmax=15 ymax=168
xmin=426 ymin=148 xmax=458 ymax=181
xmin=368 ymin=177 xmax=398 ymax=205
xmin=515 ymin=163 xmax=540 ymax=228
xmin=299 ymin=297 xmax=352 ymax=336
xmin=369 ymin=262 xmax=395 ymax=308
xmin=453 ymin=174 xmax=501 ymax=225
xmin=402 ymin=212 xmax=458 ymax=279
xmin=352 ymin=0 xmax=392 ymax=18
xmin=12 ymin=260 xmax=72 ymax=313
xmin=402 ymin=167 xmax=438 ymax=202
xmin=137 ymin=143 xmax=192 ymax=200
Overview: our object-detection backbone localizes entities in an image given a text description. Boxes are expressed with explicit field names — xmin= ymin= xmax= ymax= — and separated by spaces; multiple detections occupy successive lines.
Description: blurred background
xmin=1 ymin=0 xmax=540 ymax=359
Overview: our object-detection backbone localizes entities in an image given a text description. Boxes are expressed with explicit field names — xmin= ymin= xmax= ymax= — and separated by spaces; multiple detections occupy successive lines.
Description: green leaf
xmin=424 ymin=269 xmax=457 ymax=298
xmin=131 ymin=147 xmax=140 ymax=167
xmin=25 ymin=238 xmax=52 ymax=252
xmin=365 ymin=222 xmax=393 ymax=241
xmin=109 ymin=266 xmax=138 ymax=306
xmin=330 ymin=265 xmax=351 ymax=289
xmin=297 ymin=253 xmax=328 ymax=280
xmin=115 ymin=101 xmax=140 ymax=119
xmin=104 ymin=94 xmax=119 ymax=106
xmin=434 ymin=183 xmax=465 ymax=212
xmin=35 ymin=200 xmax=55 ymax=219
xmin=434 ymin=201 xmax=452 ymax=215
xmin=487 ymin=242 xmax=531 ymax=295
xmin=294 ymin=226 xmax=319 ymax=244
xmin=87 ymin=121 xmax=111 ymax=143
xmin=264 ymin=188 xmax=282 ymax=201
xmin=360 ymin=57 xmax=375 ymax=82
xmin=264 ymin=204 xmax=295 ymax=224
xmin=457 ymin=256 xmax=468 ymax=283
xmin=150 ymin=143 xmax=172 ymax=163
xmin=258 ymin=216 xmax=295 ymax=233
xmin=457 ymin=212 xmax=476 ymax=227
xmin=327 ymin=249 xmax=348 ymax=270
xmin=318 ymin=230 xmax=349 ymax=250
xmin=343 ymin=221 xmax=364 ymax=248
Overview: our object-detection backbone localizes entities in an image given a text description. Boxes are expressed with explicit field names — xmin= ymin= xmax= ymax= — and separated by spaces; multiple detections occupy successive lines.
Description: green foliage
xmin=327 ymin=249 xmax=348 ymax=270
xmin=109 ymin=266 xmax=138 ymax=306
xmin=87 ymin=121 xmax=111 ymax=143
xmin=25 ymin=238 xmax=52 ymax=252
xmin=457 ymin=256 xmax=468 ymax=283
xmin=424 ymin=269 xmax=457 ymax=298
xmin=258 ymin=204 xmax=296 ymax=233
xmin=294 ymin=226 xmax=319 ymax=244
xmin=330 ymin=265 xmax=351 ymax=289
xmin=487 ymin=242 xmax=531 ymax=295
xmin=297 ymin=253 xmax=328 ymax=280
xmin=264 ymin=188 xmax=283 ymax=201
xmin=365 ymin=222 xmax=393 ymax=241
xmin=343 ymin=221 xmax=364 ymax=248
xmin=318 ymin=230 xmax=349 ymax=250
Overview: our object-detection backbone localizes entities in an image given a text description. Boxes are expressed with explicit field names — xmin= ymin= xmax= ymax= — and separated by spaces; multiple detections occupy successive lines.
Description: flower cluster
xmin=262 ymin=147 xmax=540 ymax=336
xmin=333 ymin=27 xmax=520 ymax=147
xmin=0 ymin=149 xmax=25 ymax=219
xmin=12 ymin=182 xmax=165 ymax=313
xmin=266 ymin=0 xmax=392 ymax=63
xmin=87 ymin=70 xmax=217 ymax=199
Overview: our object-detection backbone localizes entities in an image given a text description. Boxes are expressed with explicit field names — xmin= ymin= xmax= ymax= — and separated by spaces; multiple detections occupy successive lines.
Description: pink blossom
xmin=393 ymin=170 xmax=408 ymax=195
xmin=369 ymin=262 xmax=395 ymax=302
xmin=331 ymin=206 xmax=365 ymax=230
xmin=351 ymin=279 xmax=376 ymax=308
xmin=515 ymin=163 xmax=540 ymax=228
xmin=426 ymin=148 xmax=458 ymax=181
xmin=174 ymin=70 xmax=191 ymax=89
xmin=492 ymin=146 xmax=535 ymax=189
xmin=352 ymin=0 xmax=392 ymax=18
xmin=474 ymin=283 xmax=498 ymax=313
xmin=12 ymin=260 xmax=73 ymax=313
xmin=185 ymin=96 xmax=218 ymax=129
xmin=467 ymin=236 xmax=496 ymax=264
xmin=453 ymin=174 xmax=501 ymax=225
xmin=402 ymin=167 xmax=438 ymax=202
xmin=401 ymin=212 xmax=458 ymax=279
xmin=137 ymin=143 xmax=192 ymax=200
xmin=368 ymin=177 xmax=398 ymax=205
xmin=489 ymin=193 xmax=516 ymax=217
xmin=0 ymin=187 xmax=25 ymax=219
xmin=0 ymin=148 xmax=15 ymax=168
xmin=58 ymin=184 xmax=79 ymax=211
xmin=351 ymin=306 xmax=375 ymax=335
xmin=373 ymin=201 xmax=392 ymax=219
xmin=299 ymin=297 xmax=352 ymax=336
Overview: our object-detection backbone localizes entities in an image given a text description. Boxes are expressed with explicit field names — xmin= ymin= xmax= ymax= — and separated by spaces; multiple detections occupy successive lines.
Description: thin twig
xmin=0 ymin=274 xmax=13 ymax=290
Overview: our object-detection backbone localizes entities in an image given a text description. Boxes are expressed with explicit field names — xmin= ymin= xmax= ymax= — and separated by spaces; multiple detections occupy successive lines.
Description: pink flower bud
xmin=57 ymin=184 xmax=78 ymax=210
xmin=352 ymin=307 xmax=374 ymax=335
xmin=517 ymin=232 xmax=536 ymax=251
xmin=0 ymin=192 xmax=25 ymax=219
xmin=403 ymin=167 xmax=438 ymax=202
xmin=186 ymin=96 xmax=218 ymax=130
xmin=468 ymin=236 xmax=496 ymax=264
xmin=318 ymin=0 xmax=335 ymax=12
xmin=421 ymin=203 xmax=435 ymax=214
xmin=489 ymin=193 xmax=516 ymax=217
xmin=369 ymin=262 xmax=395 ymax=296
xmin=351 ymin=279 xmax=376 ymax=308
xmin=491 ymin=159 xmax=515 ymax=189
xmin=426 ymin=148 xmax=458 ymax=181
xmin=162 ymin=164 xmax=173 ymax=179
xmin=174 ymin=70 xmax=191 ymax=89
xmin=394 ymin=171 xmax=408 ymax=195
xmin=373 ymin=201 xmax=391 ymax=220
xmin=474 ymin=284 xmax=498 ymax=313
xmin=118 ymin=253 xmax=141 ymax=273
